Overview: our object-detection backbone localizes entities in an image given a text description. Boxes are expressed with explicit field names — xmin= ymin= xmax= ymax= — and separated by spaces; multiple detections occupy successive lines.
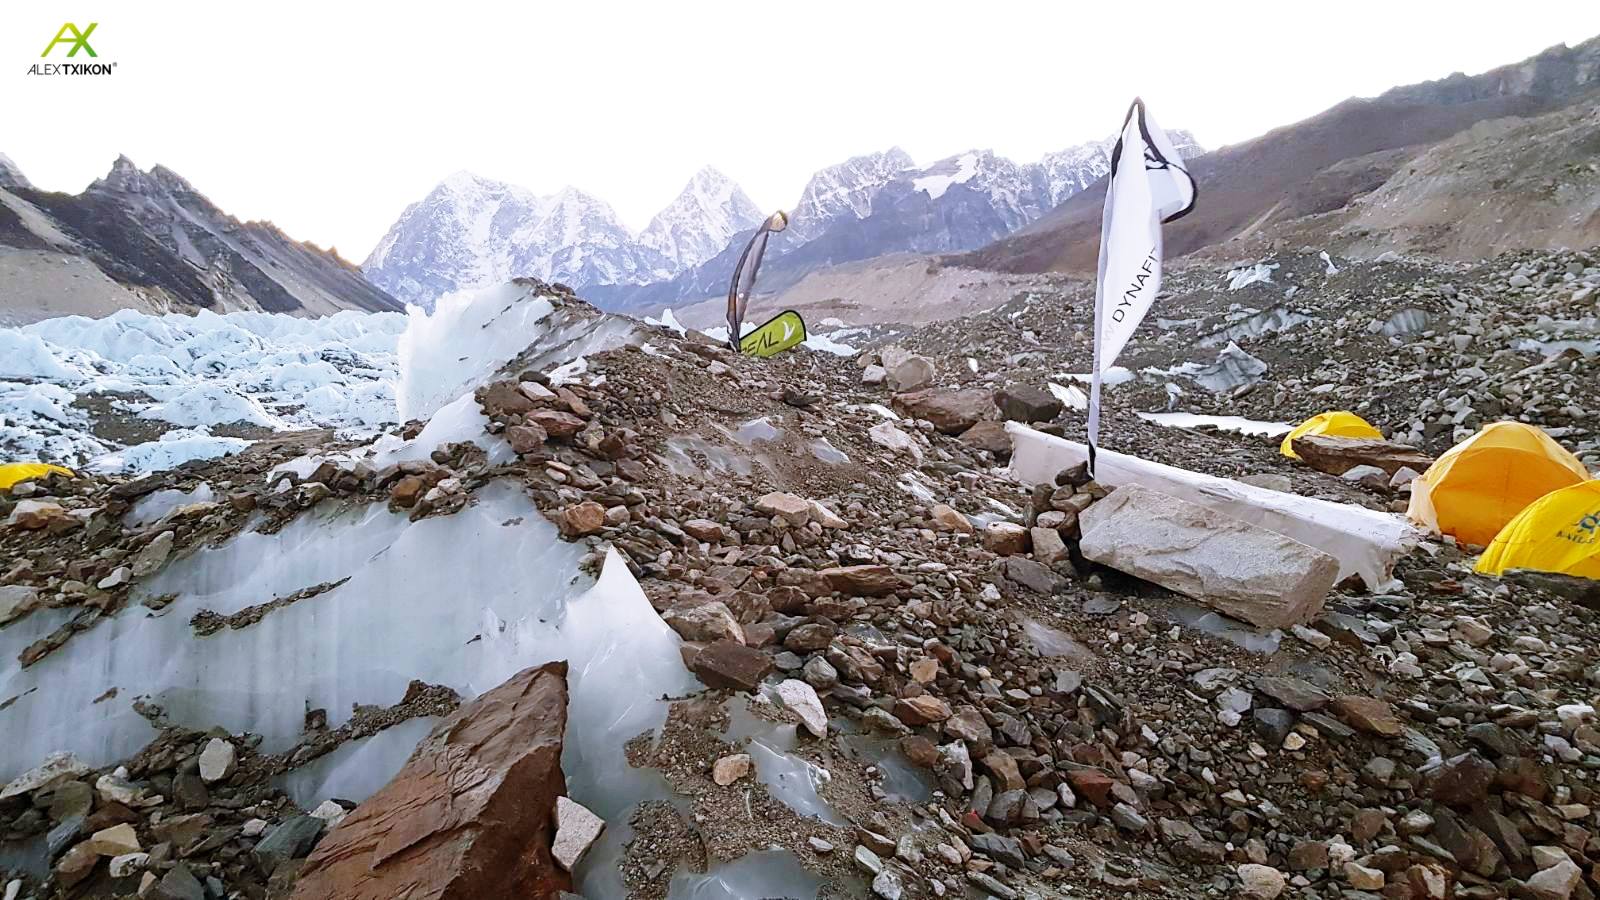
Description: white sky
xmin=4 ymin=1 xmax=1598 ymax=262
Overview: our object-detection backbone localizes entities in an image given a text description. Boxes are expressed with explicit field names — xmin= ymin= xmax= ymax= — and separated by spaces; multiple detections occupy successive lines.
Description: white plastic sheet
xmin=1007 ymin=423 xmax=1417 ymax=589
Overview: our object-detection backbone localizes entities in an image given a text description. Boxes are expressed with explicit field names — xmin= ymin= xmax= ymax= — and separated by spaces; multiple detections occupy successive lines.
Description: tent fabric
xmin=0 ymin=463 xmax=75 ymax=492
xmin=1407 ymin=421 xmax=1590 ymax=547
xmin=1475 ymin=481 xmax=1600 ymax=579
xmin=1280 ymin=411 xmax=1383 ymax=459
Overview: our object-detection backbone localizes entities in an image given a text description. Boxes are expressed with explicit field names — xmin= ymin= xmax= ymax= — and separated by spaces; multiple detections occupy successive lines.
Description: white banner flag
xmin=1088 ymin=98 xmax=1197 ymax=472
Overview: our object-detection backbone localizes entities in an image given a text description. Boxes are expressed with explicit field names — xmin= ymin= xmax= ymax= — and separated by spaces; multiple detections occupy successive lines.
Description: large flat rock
xmin=289 ymin=662 xmax=572 ymax=900
xmin=1079 ymin=485 xmax=1340 ymax=629
xmin=1290 ymin=434 xmax=1434 ymax=477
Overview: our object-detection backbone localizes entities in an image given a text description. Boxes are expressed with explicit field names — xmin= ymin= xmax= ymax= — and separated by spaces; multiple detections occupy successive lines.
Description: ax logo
xmin=42 ymin=23 xmax=99 ymax=58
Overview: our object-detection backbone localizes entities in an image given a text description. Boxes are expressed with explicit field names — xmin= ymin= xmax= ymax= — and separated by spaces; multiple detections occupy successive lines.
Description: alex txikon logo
xmin=26 ymin=23 xmax=116 ymax=76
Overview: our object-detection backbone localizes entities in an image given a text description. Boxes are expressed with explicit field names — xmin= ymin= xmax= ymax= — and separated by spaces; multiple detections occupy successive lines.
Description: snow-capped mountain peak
xmin=787 ymin=147 xmax=917 ymax=243
xmin=637 ymin=167 xmax=764 ymax=270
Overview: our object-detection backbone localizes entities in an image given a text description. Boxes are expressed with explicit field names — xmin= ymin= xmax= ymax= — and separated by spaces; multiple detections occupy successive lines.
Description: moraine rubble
xmin=1 ymin=253 xmax=1598 ymax=900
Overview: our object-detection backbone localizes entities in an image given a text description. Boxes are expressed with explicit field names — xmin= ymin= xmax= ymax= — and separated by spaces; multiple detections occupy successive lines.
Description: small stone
xmin=711 ymin=754 xmax=751 ymax=786
xmin=505 ymin=424 xmax=549 ymax=454
xmin=682 ymin=519 xmax=725 ymax=542
xmin=1332 ymin=695 xmax=1404 ymax=736
xmin=1237 ymin=863 xmax=1286 ymax=899
xmin=755 ymin=492 xmax=812 ymax=527
xmin=983 ymin=522 xmax=1029 ymax=556
xmin=558 ymin=501 xmax=606 ymax=537
xmin=776 ymin=679 xmax=828 ymax=737
xmin=309 ymin=799 xmax=348 ymax=829
xmin=552 ymin=796 xmax=605 ymax=872
xmin=1524 ymin=858 xmax=1581 ymax=899
xmin=909 ymin=658 xmax=940 ymax=683
xmin=83 ymin=823 xmax=141 ymax=856
xmin=662 ymin=602 xmax=745 ymax=645
xmin=1344 ymin=862 xmax=1384 ymax=890
xmin=929 ymin=504 xmax=972 ymax=533
xmin=809 ymin=837 xmax=834 ymax=854
xmin=109 ymin=852 xmax=149 ymax=878
xmin=198 ymin=738 xmax=236 ymax=783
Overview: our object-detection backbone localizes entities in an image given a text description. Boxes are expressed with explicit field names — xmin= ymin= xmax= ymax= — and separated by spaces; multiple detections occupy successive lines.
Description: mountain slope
xmin=637 ymin=167 xmax=764 ymax=271
xmin=0 ymin=154 xmax=29 ymax=191
xmin=960 ymin=36 xmax=1600 ymax=274
xmin=0 ymin=156 xmax=402 ymax=325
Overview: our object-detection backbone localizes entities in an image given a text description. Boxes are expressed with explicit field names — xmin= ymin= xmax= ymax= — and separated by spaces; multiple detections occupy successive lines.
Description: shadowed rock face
xmin=289 ymin=661 xmax=572 ymax=900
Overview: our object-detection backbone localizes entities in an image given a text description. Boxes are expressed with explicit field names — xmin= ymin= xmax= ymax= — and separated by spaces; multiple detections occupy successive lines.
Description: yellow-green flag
xmin=740 ymin=310 xmax=807 ymax=358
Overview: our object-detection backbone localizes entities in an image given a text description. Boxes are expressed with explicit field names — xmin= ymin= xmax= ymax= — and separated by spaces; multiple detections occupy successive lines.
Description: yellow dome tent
xmin=1280 ymin=411 xmax=1383 ymax=459
xmin=1407 ymin=422 xmax=1589 ymax=547
xmin=0 ymin=463 xmax=75 ymax=492
xmin=1475 ymin=480 xmax=1600 ymax=579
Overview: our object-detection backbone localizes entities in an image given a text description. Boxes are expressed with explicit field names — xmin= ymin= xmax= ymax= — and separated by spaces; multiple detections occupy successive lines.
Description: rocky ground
xmin=2 ymin=253 xmax=1598 ymax=900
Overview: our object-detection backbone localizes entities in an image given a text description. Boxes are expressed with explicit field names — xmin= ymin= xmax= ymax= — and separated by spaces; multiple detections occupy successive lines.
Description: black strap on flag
xmin=725 ymin=211 xmax=788 ymax=352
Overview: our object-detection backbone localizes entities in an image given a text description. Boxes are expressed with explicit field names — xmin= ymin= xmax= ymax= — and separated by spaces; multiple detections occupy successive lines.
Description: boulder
xmin=288 ymin=662 xmax=571 ymax=900
xmin=891 ymin=389 xmax=993 ymax=435
xmin=885 ymin=356 xmax=935 ymax=392
xmin=994 ymin=384 xmax=1063 ymax=424
xmin=1290 ymin=434 xmax=1434 ymax=477
xmin=1078 ymin=485 xmax=1339 ymax=629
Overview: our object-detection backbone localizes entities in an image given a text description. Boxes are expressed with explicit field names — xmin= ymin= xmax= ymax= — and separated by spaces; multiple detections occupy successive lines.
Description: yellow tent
xmin=0 ymin=463 xmax=75 ymax=492
xmin=1407 ymin=422 xmax=1590 ymax=547
xmin=1280 ymin=411 xmax=1383 ymax=459
xmin=1475 ymin=481 xmax=1600 ymax=578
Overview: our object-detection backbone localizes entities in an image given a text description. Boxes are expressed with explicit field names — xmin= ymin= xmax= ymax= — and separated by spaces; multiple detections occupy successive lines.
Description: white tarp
xmin=1007 ymin=422 xmax=1417 ymax=590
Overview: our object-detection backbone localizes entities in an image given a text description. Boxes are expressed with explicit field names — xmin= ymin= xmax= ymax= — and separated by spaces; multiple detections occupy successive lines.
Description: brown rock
xmin=981 ymin=752 xmax=1025 ymax=793
xmin=819 ymin=565 xmax=904 ymax=597
xmin=476 ymin=381 xmax=536 ymax=417
xmin=7 ymin=500 xmax=70 ymax=531
xmin=892 ymin=388 xmax=994 ymax=435
xmin=558 ymin=502 xmax=606 ymax=538
xmin=894 ymin=695 xmax=953 ymax=726
xmin=1065 ymin=769 xmax=1116 ymax=808
xmin=689 ymin=640 xmax=772 ymax=692
xmin=528 ymin=409 xmax=586 ymax=441
xmin=754 ymin=492 xmax=812 ymax=527
xmin=1424 ymin=753 xmax=1496 ymax=807
xmin=289 ymin=662 xmax=571 ymax=900
xmin=959 ymin=420 xmax=1013 ymax=456
xmin=711 ymin=754 xmax=752 ymax=786
xmin=661 ymin=602 xmax=745 ymax=645
xmin=994 ymin=384 xmax=1063 ymax=424
xmin=900 ymin=735 xmax=939 ymax=768
xmin=983 ymin=522 xmax=1030 ymax=556
xmin=1290 ymin=434 xmax=1434 ymax=478
xmin=1030 ymin=527 xmax=1068 ymax=564
xmin=682 ymin=519 xmax=725 ymax=542
xmin=506 ymin=424 xmax=549 ymax=455
xmin=929 ymin=504 xmax=973 ymax=533
xmin=1332 ymin=696 xmax=1404 ymax=737
xmin=390 ymin=476 xmax=427 ymax=509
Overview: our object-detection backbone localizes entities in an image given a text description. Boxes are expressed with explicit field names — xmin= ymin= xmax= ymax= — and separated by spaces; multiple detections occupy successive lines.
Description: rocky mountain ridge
xmin=368 ymin=132 xmax=1201 ymax=314
xmin=0 ymin=156 xmax=402 ymax=326
xmin=962 ymin=35 xmax=1600 ymax=275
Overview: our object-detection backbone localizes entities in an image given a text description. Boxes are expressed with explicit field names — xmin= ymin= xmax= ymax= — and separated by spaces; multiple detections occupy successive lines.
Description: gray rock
xmin=1078 ymin=484 xmax=1339 ymax=629
xmin=253 ymin=815 xmax=325 ymax=870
